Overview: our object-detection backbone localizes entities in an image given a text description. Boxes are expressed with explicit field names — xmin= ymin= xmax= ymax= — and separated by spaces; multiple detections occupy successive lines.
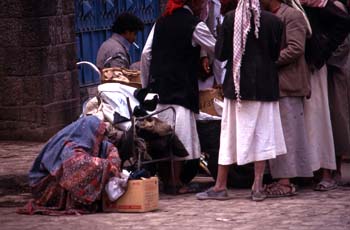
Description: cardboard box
xmin=103 ymin=177 xmax=159 ymax=213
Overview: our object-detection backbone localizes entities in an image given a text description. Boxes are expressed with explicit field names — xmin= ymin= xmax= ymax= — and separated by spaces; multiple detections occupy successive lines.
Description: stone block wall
xmin=0 ymin=0 xmax=81 ymax=141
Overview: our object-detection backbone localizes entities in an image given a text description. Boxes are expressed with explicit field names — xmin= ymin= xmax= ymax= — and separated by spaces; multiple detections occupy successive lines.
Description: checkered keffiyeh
xmin=232 ymin=0 xmax=260 ymax=104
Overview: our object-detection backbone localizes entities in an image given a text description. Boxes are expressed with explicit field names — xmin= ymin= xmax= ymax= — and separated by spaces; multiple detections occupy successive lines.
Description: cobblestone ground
xmin=1 ymin=141 xmax=350 ymax=230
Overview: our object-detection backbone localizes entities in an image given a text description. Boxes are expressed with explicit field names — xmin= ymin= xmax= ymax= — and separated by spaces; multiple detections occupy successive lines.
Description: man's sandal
xmin=177 ymin=183 xmax=203 ymax=194
xmin=251 ymin=190 xmax=267 ymax=201
xmin=196 ymin=187 xmax=230 ymax=200
xmin=265 ymin=182 xmax=297 ymax=198
xmin=314 ymin=180 xmax=337 ymax=191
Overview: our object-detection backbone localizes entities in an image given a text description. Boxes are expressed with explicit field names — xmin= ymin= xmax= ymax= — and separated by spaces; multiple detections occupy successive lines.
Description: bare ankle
xmin=278 ymin=179 xmax=290 ymax=185
xmin=213 ymin=186 xmax=226 ymax=192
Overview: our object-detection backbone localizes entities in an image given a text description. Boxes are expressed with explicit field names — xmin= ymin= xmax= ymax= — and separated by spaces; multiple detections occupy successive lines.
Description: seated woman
xmin=17 ymin=115 xmax=121 ymax=215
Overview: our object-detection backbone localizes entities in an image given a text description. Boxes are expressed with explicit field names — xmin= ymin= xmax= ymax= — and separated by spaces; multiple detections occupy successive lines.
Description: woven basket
xmin=199 ymin=86 xmax=223 ymax=116
xmin=102 ymin=67 xmax=142 ymax=88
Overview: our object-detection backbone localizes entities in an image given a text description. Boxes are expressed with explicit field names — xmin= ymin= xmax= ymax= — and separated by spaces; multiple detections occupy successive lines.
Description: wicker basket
xmin=199 ymin=86 xmax=223 ymax=116
xmin=102 ymin=67 xmax=142 ymax=88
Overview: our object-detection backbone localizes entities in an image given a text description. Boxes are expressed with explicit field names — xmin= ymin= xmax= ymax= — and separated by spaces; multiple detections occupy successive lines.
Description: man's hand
xmin=201 ymin=56 xmax=211 ymax=74
xmin=110 ymin=165 xmax=120 ymax=177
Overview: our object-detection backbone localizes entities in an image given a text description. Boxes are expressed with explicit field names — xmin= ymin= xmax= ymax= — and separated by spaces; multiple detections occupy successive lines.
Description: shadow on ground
xmin=0 ymin=174 xmax=31 ymax=207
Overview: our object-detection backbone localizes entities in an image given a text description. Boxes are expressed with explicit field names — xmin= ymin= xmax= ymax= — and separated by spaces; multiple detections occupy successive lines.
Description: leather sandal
xmin=265 ymin=182 xmax=297 ymax=198
xmin=314 ymin=180 xmax=337 ymax=191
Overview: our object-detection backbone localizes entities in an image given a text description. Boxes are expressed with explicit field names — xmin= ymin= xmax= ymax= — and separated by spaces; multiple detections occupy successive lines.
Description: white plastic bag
xmin=105 ymin=172 xmax=129 ymax=202
xmin=98 ymin=83 xmax=139 ymax=120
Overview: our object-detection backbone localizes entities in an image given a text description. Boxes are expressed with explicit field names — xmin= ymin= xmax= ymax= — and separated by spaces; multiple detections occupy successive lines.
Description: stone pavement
xmin=1 ymin=141 xmax=350 ymax=230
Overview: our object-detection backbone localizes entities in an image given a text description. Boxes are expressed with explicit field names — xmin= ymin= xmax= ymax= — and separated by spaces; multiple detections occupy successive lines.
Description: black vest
xmin=149 ymin=8 xmax=201 ymax=113
xmin=217 ymin=10 xmax=283 ymax=101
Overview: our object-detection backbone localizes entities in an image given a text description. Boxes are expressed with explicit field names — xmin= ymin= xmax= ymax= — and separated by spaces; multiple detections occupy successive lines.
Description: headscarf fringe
xmin=232 ymin=0 xmax=261 ymax=108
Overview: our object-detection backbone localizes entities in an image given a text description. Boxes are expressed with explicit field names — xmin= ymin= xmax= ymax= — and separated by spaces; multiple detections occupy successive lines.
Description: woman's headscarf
xmin=283 ymin=0 xmax=313 ymax=37
xmin=232 ymin=0 xmax=260 ymax=104
xmin=163 ymin=0 xmax=186 ymax=16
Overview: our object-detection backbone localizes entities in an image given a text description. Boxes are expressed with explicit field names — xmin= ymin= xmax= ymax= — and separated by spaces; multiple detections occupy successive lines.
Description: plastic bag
xmin=105 ymin=172 xmax=129 ymax=202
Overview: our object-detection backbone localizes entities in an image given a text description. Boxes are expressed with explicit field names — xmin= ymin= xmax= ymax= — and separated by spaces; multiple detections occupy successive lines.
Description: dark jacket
xmin=276 ymin=3 xmax=311 ymax=97
xmin=149 ymin=8 xmax=201 ymax=113
xmin=304 ymin=0 xmax=350 ymax=70
xmin=216 ymin=10 xmax=283 ymax=101
xmin=96 ymin=34 xmax=131 ymax=69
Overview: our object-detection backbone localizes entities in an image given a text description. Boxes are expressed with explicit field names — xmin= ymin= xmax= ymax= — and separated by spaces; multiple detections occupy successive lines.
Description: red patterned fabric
xmin=17 ymin=142 xmax=121 ymax=215
xmin=163 ymin=0 xmax=186 ymax=16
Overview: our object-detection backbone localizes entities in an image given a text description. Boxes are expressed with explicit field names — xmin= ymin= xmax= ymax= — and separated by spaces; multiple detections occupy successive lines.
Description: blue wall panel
xmin=75 ymin=0 xmax=160 ymax=86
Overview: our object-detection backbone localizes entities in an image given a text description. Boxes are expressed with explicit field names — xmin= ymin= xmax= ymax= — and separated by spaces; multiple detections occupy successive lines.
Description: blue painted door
xmin=75 ymin=0 xmax=159 ymax=86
